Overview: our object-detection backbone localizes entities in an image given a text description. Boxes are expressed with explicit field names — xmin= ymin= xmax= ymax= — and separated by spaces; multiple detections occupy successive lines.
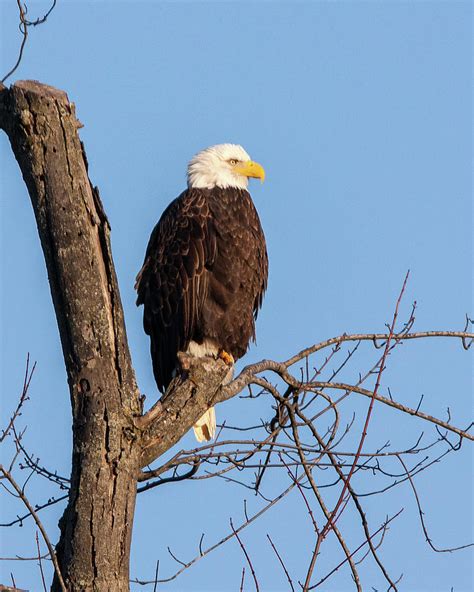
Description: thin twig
xmin=240 ymin=567 xmax=246 ymax=592
xmin=2 ymin=0 xmax=57 ymax=83
xmin=0 ymin=493 xmax=68 ymax=528
xmin=132 ymin=480 xmax=297 ymax=585
xmin=1 ymin=0 xmax=28 ymax=84
xmin=0 ymin=465 xmax=67 ymax=592
xmin=1 ymin=355 xmax=35 ymax=444
xmin=397 ymin=454 xmax=473 ymax=553
xmin=137 ymin=461 xmax=200 ymax=493
xmin=152 ymin=559 xmax=159 ymax=592
xmin=35 ymin=531 xmax=47 ymax=592
xmin=310 ymin=510 xmax=404 ymax=589
xmin=322 ymin=272 xmax=410 ymax=539
xmin=266 ymin=534 xmax=295 ymax=591
xmin=230 ymin=518 xmax=259 ymax=592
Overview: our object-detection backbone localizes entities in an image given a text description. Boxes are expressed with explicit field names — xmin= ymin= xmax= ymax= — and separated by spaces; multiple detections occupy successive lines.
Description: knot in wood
xmin=79 ymin=377 xmax=90 ymax=393
xmin=123 ymin=426 xmax=137 ymax=442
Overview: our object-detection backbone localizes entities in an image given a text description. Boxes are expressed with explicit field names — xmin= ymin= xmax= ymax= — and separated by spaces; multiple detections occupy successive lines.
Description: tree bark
xmin=0 ymin=80 xmax=143 ymax=591
xmin=0 ymin=80 xmax=232 ymax=591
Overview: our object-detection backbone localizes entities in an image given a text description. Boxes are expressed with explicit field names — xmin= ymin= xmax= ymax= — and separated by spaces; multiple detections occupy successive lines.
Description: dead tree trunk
xmin=0 ymin=79 xmax=142 ymax=591
xmin=0 ymin=80 xmax=230 ymax=591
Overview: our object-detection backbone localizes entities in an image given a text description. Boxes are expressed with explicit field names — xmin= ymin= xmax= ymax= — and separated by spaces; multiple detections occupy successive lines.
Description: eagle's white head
xmin=187 ymin=143 xmax=265 ymax=190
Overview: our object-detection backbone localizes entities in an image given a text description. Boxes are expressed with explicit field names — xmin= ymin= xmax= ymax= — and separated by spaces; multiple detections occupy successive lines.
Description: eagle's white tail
xmin=193 ymin=407 xmax=216 ymax=442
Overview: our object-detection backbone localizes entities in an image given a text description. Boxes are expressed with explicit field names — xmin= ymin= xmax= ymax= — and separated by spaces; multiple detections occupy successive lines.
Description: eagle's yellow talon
xmin=218 ymin=350 xmax=235 ymax=366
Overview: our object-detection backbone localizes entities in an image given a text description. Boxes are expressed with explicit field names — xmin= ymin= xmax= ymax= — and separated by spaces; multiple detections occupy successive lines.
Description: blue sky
xmin=1 ymin=1 xmax=472 ymax=590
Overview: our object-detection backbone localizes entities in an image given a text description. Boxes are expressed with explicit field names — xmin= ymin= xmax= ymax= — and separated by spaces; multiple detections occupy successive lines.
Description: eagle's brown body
xmin=136 ymin=186 xmax=268 ymax=393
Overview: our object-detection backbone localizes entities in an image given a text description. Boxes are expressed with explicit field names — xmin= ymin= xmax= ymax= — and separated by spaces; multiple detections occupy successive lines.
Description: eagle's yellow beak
xmin=234 ymin=160 xmax=265 ymax=182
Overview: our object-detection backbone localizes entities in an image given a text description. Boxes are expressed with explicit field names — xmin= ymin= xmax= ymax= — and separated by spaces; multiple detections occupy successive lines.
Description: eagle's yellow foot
xmin=218 ymin=350 xmax=235 ymax=366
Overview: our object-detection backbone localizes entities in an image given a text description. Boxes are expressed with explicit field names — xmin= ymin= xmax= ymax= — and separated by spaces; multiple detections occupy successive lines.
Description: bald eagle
xmin=136 ymin=144 xmax=268 ymax=441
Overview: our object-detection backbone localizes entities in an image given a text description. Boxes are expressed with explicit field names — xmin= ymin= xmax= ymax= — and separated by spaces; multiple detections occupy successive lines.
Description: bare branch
xmin=311 ymin=381 xmax=473 ymax=441
xmin=35 ymin=532 xmax=47 ymax=592
xmin=1 ymin=355 xmax=35 ymax=444
xmin=310 ymin=510 xmax=404 ymax=589
xmin=266 ymin=534 xmax=295 ymax=592
xmin=0 ymin=494 xmax=68 ymax=528
xmin=2 ymin=0 xmax=57 ymax=84
xmin=397 ymin=454 xmax=473 ymax=553
xmin=137 ymin=462 xmax=200 ymax=494
xmin=230 ymin=518 xmax=259 ymax=592
xmin=220 ymin=329 xmax=473 ymax=403
xmin=240 ymin=567 xmax=246 ymax=592
xmin=132 ymin=480 xmax=297 ymax=585
xmin=322 ymin=272 xmax=410 ymax=538
xmin=0 ymin=465 xmax=66 ymax=591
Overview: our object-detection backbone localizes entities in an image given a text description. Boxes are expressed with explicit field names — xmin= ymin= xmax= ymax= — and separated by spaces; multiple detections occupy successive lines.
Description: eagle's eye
xmin=228 ymin=159 xmax=238 ymax=166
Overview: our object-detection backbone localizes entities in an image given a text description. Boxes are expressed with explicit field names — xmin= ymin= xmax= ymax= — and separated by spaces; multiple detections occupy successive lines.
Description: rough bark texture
xmin=0 ymin=80 xmax=234 ymax=591
xmin=0 ymin=80 xmax=142 ymax=591
xmin=139 ymin=354 xmax=232 ymax=467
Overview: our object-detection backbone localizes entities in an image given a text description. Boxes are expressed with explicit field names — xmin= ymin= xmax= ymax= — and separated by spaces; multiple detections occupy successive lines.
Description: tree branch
xmin=220 ymin=330 xmax=473 ymax=402
xmin=138 ymin=354 xmax=232 ymax=467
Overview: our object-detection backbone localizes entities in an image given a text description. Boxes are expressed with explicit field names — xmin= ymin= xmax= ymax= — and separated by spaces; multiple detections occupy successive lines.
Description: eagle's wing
xmin=135 ymin=189 xmax=216 ymax=392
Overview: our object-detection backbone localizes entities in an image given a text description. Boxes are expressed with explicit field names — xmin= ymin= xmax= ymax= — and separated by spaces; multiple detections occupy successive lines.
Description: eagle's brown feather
xmin=136 ymin=186 xmax=268 ymax=393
